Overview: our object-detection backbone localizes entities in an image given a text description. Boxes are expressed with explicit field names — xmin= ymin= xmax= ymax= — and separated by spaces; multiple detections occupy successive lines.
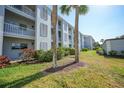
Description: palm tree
xmin=60 ymin=5 xmax=89 ymax=62
xmin=51 ymin=6 xmax=58 ymax=68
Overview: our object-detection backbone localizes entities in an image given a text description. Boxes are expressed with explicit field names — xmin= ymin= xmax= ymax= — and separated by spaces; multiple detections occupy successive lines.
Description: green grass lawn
xmin=0 ymin=51 xmax=124 ymax=88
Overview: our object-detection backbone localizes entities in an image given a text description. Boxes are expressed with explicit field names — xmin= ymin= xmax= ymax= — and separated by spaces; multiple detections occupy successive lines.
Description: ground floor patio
xmin=3 ymin=36 xmax=34 ymax=59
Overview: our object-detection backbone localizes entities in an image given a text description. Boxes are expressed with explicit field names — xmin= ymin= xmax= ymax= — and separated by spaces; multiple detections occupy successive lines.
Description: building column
xmin=106 ymin=41 xmax=111 ymax=55
xmin=0 ymin=6 xmax=5 ymax=55
xmin=35 ymin=6 xmax=51 ymax=50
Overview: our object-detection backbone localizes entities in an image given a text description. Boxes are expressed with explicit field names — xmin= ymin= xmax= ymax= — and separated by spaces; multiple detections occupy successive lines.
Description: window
xmin=64 ymin=22 xmax=67 ymax=31
xmin=40 ymin=42 xmax=47 ymax=50
xmin=12 ymin=43 xmax=20 ymax=49
xmin=69 ymin=44 xmax=72 ymax=48
xmin=40 ymin=7 xmax=48 ymax=21
xmin=11 ymin=43 xmax=27 ymax=49
xmin=44 ymin=7 xmax=48 ymax=20
xmin=64 ymin=33 xmax=67 ymax=41
xmin=58 ymin=43 xmax=62 ymax=47
xmin=40 ymin=23 xmax=48 ymax=37
xmin=21 ymin=43 xmax=28 ymax=49
xmin=69 ymin=27 xmax=71 ymax=31
xmin=58 ymin=31 xmax=61 ymax=38
xmin=69 ymin=35 xmax=71 ymax=40
xmin=58 ymin=20 xmax=62 ymax=29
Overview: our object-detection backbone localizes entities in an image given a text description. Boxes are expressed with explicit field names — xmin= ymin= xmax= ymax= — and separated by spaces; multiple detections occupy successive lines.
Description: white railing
xmin=8 ymin=5 xmax=35 ymax=17
xmin=4 ymin=23 xmax=35 ymax=37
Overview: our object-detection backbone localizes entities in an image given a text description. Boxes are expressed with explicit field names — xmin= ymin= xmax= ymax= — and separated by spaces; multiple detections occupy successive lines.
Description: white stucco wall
xmin=80 ymin=34 xmax=85 ymax=49
xmin=84 ymin=35 xmax=91 ymax=49
xmin=111 ymin=39 xmax=124 ymax=52
xmin=103 ymin=39 xmax=124 ymax=55
xmin=110 ymin=39 xmax=124 ymax=55
xmin=78 ymin=32 xmax=81 ymax=50
xmin=105 ymin=41 xmax=111 ymax=55
xmin=0 ymin=6 xmax=5 ymax=55
xmin=71 ymin=29 xmax=74 ymax=48
xmin=35 ymin=5 xmax=51 ymax=50
xmin=83 ymin=35 xmax=94 ymax=49
xmin=62 ymin=21 xmax=69 ymax=48
xmin=69 ymin=28 xmax=74 ymax=48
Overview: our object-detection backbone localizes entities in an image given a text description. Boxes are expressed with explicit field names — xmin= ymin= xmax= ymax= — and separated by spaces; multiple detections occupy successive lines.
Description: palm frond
xmin=60 ymin=5 xmax=72 ymax=15
xmin=79 ymin=5 xmax=89 ymax=15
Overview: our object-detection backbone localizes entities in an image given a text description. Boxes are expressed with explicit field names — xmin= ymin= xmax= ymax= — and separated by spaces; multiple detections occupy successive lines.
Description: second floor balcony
xmin=4 ymin=23 xmax=35 ymax=40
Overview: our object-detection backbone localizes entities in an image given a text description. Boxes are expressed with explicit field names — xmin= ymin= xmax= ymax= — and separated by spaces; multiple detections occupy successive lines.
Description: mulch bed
xmin=18 ymin=60 xmax=42 ymax=64
xmin=43 ymin=61 xmax=86 ymax=73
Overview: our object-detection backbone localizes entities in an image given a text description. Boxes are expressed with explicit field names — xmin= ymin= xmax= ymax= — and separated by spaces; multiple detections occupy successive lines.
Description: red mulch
xmin=44 ymin=61 xmax=86 ymax=73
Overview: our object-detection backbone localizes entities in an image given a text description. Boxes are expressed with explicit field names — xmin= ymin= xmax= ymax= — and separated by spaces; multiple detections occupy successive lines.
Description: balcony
xmin=4 ymin=23 xmax=35 ymax=40
xmin=58 ymin=25 xmax=62 ymax=30
xmin=58 ymin=37 xmax=62 ymax=42
xmin=6 ymin=5 xmax=35 ymax=20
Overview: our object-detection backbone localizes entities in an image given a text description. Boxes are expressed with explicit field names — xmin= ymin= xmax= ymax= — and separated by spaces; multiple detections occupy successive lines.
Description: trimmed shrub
xmin=62 ymin=48 xmax=70 ymax=56
xmin=82 ymin=48 xmax=89 ymax=52
xmin=96 ymin=48 xmax=104 ymax=55
xmin=64 ymin=51 xmax=70 ymax=56
xmin=20 ymin=48 xmax=36 ymax=61
xmin=29 ymin=47 xmax=75 ymax=62
xmin=57 ymin=48 xmax=65 ymax=60
xmin=34 ymin=50 xmax=44 ymax=59
xmin=38 ymin=50 xmax=53 ymax=62
xmin=69 ymin=48 xmax=75 ymax=55
xmin=36 ymin=48 xmax=65 ymax=62
xmin=93 ymin=47 xmax=100 ymax=50
xmin=109 ymin=50 xmax=117 ymax=56
xmin=0 ymin=56 xmax=10 ymax=68
xmin=121 ymin=50 xmax=124 ymax=56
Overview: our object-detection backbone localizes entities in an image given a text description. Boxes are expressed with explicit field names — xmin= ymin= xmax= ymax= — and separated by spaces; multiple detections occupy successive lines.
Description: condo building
xmin=83 ymin=35 xmax=95 ymax=49
xmin=0 ymin=5 xmax=95 ymax=59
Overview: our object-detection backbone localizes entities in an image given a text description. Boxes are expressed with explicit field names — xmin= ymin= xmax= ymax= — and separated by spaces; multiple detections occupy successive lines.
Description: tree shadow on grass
xmin=0 ymin=72 xmax=45 ymax=88
xmin=0 ymin=61 xmax=84 ymax=88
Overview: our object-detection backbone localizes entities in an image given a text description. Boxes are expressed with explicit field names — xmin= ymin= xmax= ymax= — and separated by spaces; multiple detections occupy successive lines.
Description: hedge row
xmin=34 ymin=48 xmax=75 ymax=62
xmin=96 ymin=48 xmax=124 ymax=56
xmin=21 ymin=48 xmax=75 ymax=62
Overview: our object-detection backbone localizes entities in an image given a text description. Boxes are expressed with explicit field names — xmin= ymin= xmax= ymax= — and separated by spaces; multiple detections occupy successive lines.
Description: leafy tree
xmin=100 ymin=39 xmax=104 ymax=44
xmin=93 ymin=42 xmax=101 ymax=50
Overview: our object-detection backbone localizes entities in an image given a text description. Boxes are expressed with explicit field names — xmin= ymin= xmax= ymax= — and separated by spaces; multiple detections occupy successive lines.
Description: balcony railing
xmin=4 ymin=23 xmax=35 ymax=37
xmin=8 ymin=5 xmax=35 ymax=18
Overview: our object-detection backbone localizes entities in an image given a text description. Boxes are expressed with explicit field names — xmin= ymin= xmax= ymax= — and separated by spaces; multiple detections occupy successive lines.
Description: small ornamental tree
xmin=21 ymin=48 xmax=36 ymax=61
xmin=0 ymin=56 xmax=10 ymax=68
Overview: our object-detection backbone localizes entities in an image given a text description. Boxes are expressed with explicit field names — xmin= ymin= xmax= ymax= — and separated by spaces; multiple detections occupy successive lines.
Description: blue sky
xmin=58 ymin=5 xmax=124 ymax=42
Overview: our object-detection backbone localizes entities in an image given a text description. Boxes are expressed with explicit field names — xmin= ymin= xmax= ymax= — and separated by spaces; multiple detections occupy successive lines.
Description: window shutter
xmin=40 ymin=42 xmax=47 ymax=50
xmin=40 ymin=23 xmax=48 ymax=37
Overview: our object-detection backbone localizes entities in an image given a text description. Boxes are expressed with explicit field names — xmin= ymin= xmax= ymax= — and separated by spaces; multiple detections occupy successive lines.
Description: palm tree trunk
xmin=74 ymin=6 xmax=79 ymax=63
xmin=52 ymin=6 xmax=57 ymax=68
